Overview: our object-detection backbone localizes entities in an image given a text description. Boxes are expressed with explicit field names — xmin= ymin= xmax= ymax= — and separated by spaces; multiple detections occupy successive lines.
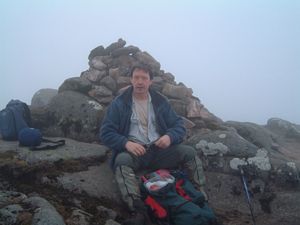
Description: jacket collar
xmin=119 ymin=85 xmax=166 ymax=107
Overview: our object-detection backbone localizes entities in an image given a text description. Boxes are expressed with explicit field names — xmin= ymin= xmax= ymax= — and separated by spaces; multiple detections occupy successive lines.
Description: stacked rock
xmin=32 ymin=39 xmax=222 ymax=142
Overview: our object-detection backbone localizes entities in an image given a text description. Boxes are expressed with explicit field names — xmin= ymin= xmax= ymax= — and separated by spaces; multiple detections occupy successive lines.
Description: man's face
xmin=131 ymin=68 xmax=152 ymax=95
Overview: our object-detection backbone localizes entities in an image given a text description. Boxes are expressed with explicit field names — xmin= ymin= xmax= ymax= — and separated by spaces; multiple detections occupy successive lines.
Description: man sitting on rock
xmin=100 ymin=62 xmax=206 ymax=225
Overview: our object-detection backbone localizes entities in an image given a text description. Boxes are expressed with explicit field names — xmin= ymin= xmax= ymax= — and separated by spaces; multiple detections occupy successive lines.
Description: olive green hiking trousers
xmin=114 ymin=144 xmax=206 ymax=210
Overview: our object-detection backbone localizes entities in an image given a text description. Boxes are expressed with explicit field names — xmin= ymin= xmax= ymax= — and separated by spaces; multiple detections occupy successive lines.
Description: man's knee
xmin=178 ymin=144 xmax=197 ymax=161
xmin=114 ymin=152 xmax=135 ymax=169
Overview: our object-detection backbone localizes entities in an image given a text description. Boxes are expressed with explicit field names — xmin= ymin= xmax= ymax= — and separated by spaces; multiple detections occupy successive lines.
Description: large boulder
xmin=225 ymin=121 xmax=278 ymax=150
xmin=31 ymin=88 xmax=58 ymax=108
xmin=89 ymin=56 xmax=108 ymax=71
xmin=44 ymin=91 xmax=105 ymax=142
xmin=80 ymin=68 xmax=107 ymax=84
xmin=187 ymin=129 xmax=258 ymax=158
xmin=24 ymin=196 xmax=66 ymax=225
xmin=266 ymin=118 xmax=300 ymax=139
xmin=88 ymin=45 xmax=106 ymax=60
xmin=161 ymin=83 xmax=192 ymax=100
xmin=58 ymin=77 xmax=92 ymax=94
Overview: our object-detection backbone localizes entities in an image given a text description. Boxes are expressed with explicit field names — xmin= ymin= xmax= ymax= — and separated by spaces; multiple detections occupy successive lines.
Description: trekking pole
xmin=238 ymin=166 xmax=256 ymax=225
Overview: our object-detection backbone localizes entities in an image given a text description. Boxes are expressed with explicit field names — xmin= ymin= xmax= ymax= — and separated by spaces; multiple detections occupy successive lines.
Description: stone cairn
xmin=33 ymin=39 xmax=222 ymax=142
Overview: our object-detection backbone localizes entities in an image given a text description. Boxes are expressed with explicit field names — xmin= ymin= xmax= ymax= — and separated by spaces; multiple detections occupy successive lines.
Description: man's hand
xmin=125 ymin=141 xmax=146 ymax=156
xmin=155 ymin=135 xmax=171 ymax=149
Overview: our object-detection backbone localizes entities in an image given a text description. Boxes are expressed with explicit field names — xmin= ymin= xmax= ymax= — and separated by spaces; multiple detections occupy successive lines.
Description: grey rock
xmin=100 ymin=76 xmax=117 ymax=93
xmin=31 ymin=88 xmax=58 ymax=108
xmin=229 ymin=158 xmax=247 ymax=170
xmin=46 ymin=91 xmax=105 ymax=142
xmin=169 ymin=99 xmax=187 ymax=116
xmin=24 ymin=196 xmax=65 ymax=225
xmin=263 ymin=191 xmax=300 ymax=225
xmin=88 ymin=85 xmax=114 ymax=104
xmin=225 ymin=121 xmax=278 ymax=150
xmin=111 ymin=45 xmax=140 ymax=57
xmin=151 ymin=76 xmax=165 ymax=92
xmin=182 ymin=116 xmax=196 ymax=129
xmin=162 ymin=83 xmax=192 ymax=100
xmin=275 ymin=162 xmax=300 ymax=186
xmin=89 ymin=56 xmax=107 ymax=71
xmin=56 ymin=164 xmax=120 ymax=202
xmin=97 ymin=205 xmax=117 ymax=220
xmin=89 ymin=85 xmax=112 ymax=97
xmin=15 ymin=138 xmax=108 ymax=165
xmin=66 ymin=209 xmax=92 ymax=225
xmin=116 ymin=76 xmax=131 ymax=90
xmin=0 ymin=191 xmax=27 ymax=207
xmin=187 ymin=129 xmax=258 ymax=157
xmin=0 ymin=204 xmax=23 ymax=225
xmin=58 ymin=77 xmax=92 ymax=94
xmin=105 ymin=219 xmax=121 ymax=225
xmin=94 ymin=96 xmax=114 ymax=105
xmin=186 ymin=97 xmax=204 ymax=118
xmin=247 ymin=149 xmax=271 ymax=171
xmin=105 ymin=38 xmax=126 ymax=55
xmin=108 ymin=68 xmax=121 ymax=80
xmin=230 ymin=149 xmax=271 ymax=172
xmin=101 ymin=55 xmax=114 ymax=65
xmin=187 ymin=98 xmax=223 ymax=126
xmin=88 ymin=45 xmax=106 ymax=60
xmin=196 ymin=140 xmax=229 ymax=156
xmin=80 ymin=68 xmax=106 ymax=84
xmin=207 ymin=172 xmax=256 ymax=215
xmin=206 ymin=171 xmax=300 ymax=225
xmin=0 ymin=138 xmax=108 ymax=166
xmin=267 ymin=118 xmax=300 ymax=139
xmin=162 ymin=72 xmax=175 ymax=83
xmin=134 ymin=51 xmax=161 ymax=73
xmin=110 ymin=55 xmax=135 ymax=76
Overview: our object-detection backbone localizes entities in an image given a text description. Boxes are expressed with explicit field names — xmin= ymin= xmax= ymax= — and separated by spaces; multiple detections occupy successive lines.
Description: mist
xmin=1 ymin=0 xmax=299 ymax=125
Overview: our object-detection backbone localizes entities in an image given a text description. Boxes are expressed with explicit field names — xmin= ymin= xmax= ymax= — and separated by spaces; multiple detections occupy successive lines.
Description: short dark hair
xmin=130 ymin=62 xmax=153 ymax=80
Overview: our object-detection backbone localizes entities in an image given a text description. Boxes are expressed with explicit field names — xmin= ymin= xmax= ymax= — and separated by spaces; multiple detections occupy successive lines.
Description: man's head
xmin=130 ymin=63 xmax=153 ymax=80
xmin=130 ymin=63 xmax=153 ymax=97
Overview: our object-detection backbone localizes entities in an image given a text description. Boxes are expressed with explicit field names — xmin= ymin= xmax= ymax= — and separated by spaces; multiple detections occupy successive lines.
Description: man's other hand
xmin=125 ymin=141 xmax=146 ymax=156
xmin=155 ymin=135 xmax=171 ymax=149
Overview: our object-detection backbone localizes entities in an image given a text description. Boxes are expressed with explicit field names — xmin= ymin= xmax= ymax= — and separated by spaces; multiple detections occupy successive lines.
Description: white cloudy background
xmin=1 ymin=0 xmax=299 ymax=124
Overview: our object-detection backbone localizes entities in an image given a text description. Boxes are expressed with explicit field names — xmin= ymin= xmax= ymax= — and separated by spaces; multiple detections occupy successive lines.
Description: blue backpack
xmin=0 ymin=100 xmax=31 ymax=140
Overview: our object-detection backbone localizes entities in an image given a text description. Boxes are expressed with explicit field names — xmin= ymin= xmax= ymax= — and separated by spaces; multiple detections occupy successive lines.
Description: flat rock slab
xmin=0 ymin=138 xmax=109 ymax=165
xmin=56 ymin=163 xmax=120 ymax=202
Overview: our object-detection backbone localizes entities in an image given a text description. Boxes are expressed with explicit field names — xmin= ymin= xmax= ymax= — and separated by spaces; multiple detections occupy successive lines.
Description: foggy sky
xmin=1 ymin=0 xmax=299 ymax=125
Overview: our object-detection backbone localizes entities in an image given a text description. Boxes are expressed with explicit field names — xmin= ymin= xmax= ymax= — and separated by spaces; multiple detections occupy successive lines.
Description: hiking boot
xmin=122 ymin=212 xmax=146 ymax=225
xmin=115 ymin=165 xmax=141 ymax=211
xmin=183 ymin=156 xmax=209 ymax=200
xmin=199 ymin=185 xmax=208 ymax=201
xmin=122 ymin=199 xmax=150 ymax=225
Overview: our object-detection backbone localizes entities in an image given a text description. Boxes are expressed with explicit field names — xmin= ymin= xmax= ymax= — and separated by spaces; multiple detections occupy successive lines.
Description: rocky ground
xmin=1 ymin=122 xmax=299 ymax=225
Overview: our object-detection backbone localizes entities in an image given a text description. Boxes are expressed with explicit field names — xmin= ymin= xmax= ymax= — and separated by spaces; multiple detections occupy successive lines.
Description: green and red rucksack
xmin=140 ymin=169 xmax=219 ymax=225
